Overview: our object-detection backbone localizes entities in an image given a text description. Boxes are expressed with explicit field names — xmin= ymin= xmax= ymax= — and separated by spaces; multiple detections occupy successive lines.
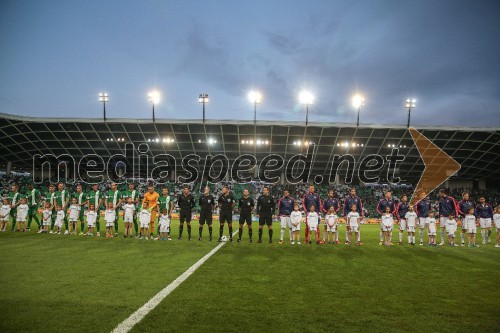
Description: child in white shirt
xmin=54 ymin=205 xmax=65 ymax=234
xmin=405 ymin=205 xmax=418 ymax=245
xmin=85 ymin=204 xmax=97 ymax=236
xmin=445 ymin=213 xmax=457 ymax=246
xmin=16 ymin=198 xmax=29 ymax=232
xmin=0 ymin=198 xmax=11 ymax=232
xmin=139 ymin=203 xmax=152 ymax=240
xmin=104 ymin=202 xmax=116 ymax=238
xmin=347 ymin=204 xmax=362 ymax=246
xmin=381 ymin=206 xmax=394 ymax=246
xmin=122 ymin=197 xmax=136 ymax=238
xmin=307 ymin=205 xmax=319 ymax=244
xmin=427 ymin=212 xmax=437 ymax=246
xmin=464 ymin=207 xmax=478 ymax=247
xmin=41 ymin=202 xmax=52 ymax=234
xmin=324 ymin=206 xmax=338 ymax=244
xmin=158 ymin=208 xmax=171 ymax=241
xmin=68 ymin=198 xmax=80 ymax=235
xmin=290 ymin=204 xmax=302 ymax=245
xmin=493 ymin=207 xmax=500 ymax=248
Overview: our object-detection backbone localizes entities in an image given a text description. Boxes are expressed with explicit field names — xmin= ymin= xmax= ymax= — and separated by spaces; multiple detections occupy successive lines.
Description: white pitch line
xmin=111 ymin=232 xmax=237 ymax=333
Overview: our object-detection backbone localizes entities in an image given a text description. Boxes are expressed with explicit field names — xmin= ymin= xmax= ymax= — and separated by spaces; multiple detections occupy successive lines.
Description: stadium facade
xmin=0 ymin=112 xmax=498 ymax=188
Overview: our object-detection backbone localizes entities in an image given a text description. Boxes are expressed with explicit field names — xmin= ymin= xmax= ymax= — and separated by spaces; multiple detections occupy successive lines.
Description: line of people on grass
xmin=1 ymin=182 xmax=499 ymax=247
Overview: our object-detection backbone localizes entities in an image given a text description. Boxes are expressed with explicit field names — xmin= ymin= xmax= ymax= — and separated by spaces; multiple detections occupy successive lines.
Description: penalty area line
xmin=111 ymin=231 xmax=237 ymax=333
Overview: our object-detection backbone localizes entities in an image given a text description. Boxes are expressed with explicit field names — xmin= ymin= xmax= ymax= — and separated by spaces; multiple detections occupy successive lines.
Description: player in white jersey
xmin=54 ymin=205 xmax=65 ymax=234
xmin=1 ymin=198 xmax=12 ymax=232
xmin=347 ymin=204 xmax=362 ymax=246
xmin=381 ymin=207 xmax=394 ymax=246
xmin=427 ymin=212 xmax=437 ymax=246
xmin=494 ymin=207 xmax=500 ymax=248
xmin=290 ymin=204 xmax=302 ymax=245
xmin=445 ymin=214 xmax=457 ymax=246
xmin=324 ymin=206 xmax=338 ymax=244
xmin=104 ymin=202 xmax=116 ymax=238
xmin=16 ymin=198 xmax=29 ymax=232
xmin=122 ymin=197 xmax=136 ymax=238
xmin=68 ymin=198 xmax=80 ymax=235
xmin=85 ymin=204 xmax=97 ymax=236
xmin=464 ymin=207 xmax=478 ymax=247
xmin=41 ymin=202 xmax=52 ymax=233
xmin=139 ymin=203 xmax=152 ymax=240
xmin=405 ymin=206 xmax=418 ymax=245
xmin=158 ymin=208 xmax=171 ymax=241
xmin=307 ymin=205 xmax=319 ymax=244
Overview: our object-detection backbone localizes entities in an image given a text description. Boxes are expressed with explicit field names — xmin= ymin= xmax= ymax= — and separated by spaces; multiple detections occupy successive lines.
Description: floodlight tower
xmin=405 ymin=98 xmax=416 ymax=128
xmin=99 ymin=92 xmax=109 ymax=121
xmin=199 ymin=93 xmax=209 ymax=123
xmin=299 ymin=91 xmax=314 ymax=125
xmin=148 ymin=91 xmax=160 ymax=122
xmin=352 ymin=94 xmax=365 ymax=127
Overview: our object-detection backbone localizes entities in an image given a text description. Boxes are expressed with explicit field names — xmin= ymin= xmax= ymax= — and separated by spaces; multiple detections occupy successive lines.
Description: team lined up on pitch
xmin=1 ymin=182 xmax=499 ymax=247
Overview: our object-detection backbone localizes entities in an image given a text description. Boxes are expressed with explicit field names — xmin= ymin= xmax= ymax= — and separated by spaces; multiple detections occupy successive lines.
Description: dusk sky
xmin=1 ymin=0 xmax=499 ymax=127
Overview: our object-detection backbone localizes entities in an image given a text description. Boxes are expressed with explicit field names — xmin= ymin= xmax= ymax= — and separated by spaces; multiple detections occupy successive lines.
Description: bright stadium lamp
xmin=352 ymin=94 xmax=365 ymax=127
xmin=405 ymin=98 xmax=416 ymax=128
xmin=199 ymin=93 xmax=209 ymax=123
xmin=98 ymin=92 xmax=109 ymax=121
xmin=299 ymin=91 xmax=314 ymax=125
xmin=248 ymin=90 xmax=262 ymax=124
xmin=148 ymin=91 xmax=160 ymax=122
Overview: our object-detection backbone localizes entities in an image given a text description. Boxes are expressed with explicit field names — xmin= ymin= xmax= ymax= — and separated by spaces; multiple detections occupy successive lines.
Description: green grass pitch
xmin=0 ymin=216 xmax=498 ymax=333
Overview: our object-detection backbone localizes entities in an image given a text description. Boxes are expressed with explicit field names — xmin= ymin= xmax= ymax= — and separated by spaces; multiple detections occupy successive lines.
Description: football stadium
xmin=1 ymin=1 xmax=500 ymax=333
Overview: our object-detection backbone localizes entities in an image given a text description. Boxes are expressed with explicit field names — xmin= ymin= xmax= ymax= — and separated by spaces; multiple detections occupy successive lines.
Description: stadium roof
xmin=1 ymin=112 xmax=499 ymax=182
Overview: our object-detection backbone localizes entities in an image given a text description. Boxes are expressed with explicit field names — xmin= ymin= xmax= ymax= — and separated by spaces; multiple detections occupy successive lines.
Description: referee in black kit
xmin=257 ymin=186 xmax=276 ymax=243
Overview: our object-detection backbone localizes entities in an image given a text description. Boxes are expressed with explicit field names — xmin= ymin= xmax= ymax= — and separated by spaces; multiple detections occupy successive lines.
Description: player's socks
xmin=208 ymin=226 xmax=213 ymax=238
xmin=248 ymin=228 xmax=253 ymax=240
xmin=399 ymin=231 xmax=403 ymax=243
xmin=228 ymin=225 xmax=233 ymax=238
xmin=219 ymin=225 xmax=224 ymax=238
xmin=64 ymin=218 xmax=69 ymax=231
xmin=407 ymin=235 xmax=411 ymax=243
xmin=238 ymin=227 xmax=243 ymax=239
xmin=357 ymin=230 xmax=361 ymax=242
xmin=280 ymin=228 xmax=285 ymax=241
xmin=81 ymin=222 xmax=85 ymax=232
xmin=481 ymin=229 xmax=485 ymax=242
xmin=419 ymin=229 xmax=423 ymax=242
xmin=258 ymin=229 xmax=263 ymax=241
xmin=440 ymin=229 xmax=445 ymax=243
xmin=187 ymin=225 xmax=191 ymax=238
xmin=269 ymin=229 xmax=273 ymax=241
xmin=179 ymin=225 xmax=184 ymax=237
xmin=460 ymin=233 xmax=465 ymax=243
xmin=96 ymin=221 xmax=100 ymax=234
xmin=199 ymin=227 xmax=203 ymax=237
xmin=11 ymin=219 xmax=16 ymax=231
xmin=379 ymin=231 xmax=383 ymax=242
xmin=28 ymin=216 xmax=32 ymax=229
xmin=335 ymin=233 xmax=339 ymax=242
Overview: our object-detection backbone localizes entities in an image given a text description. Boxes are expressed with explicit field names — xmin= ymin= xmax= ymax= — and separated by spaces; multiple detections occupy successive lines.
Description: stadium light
xmin=248 ymin=90 xmax=262 ymax=124
xmin=148 ymin=91 xmax=160 ymax=122
xmin=352 ymin=94 xmax=365 ymax=127
xmin=405 ymin=98 xmax=416 ymax=128
xmin=199 ymin=93 xmax=209 ymax=123
xmin=299 ymin=91 xmax=314 ymax=125
xmin=98 ymin=92 xmax=109 ymax=121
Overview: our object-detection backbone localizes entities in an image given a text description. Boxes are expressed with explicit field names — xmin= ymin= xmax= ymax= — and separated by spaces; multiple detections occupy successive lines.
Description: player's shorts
xmin=494 ymin=219 xmax=500 ymax=229
xmin=17 ymin=216 xmax=27 ymax=222
xmin=467 ymin=222 xmax=477 ymax=234
xmin=239 ymin=212 xmax=252 ymax=225
xmin=179 ymin=210 xmax=191 ymax=223
xmin=0 ymin=217 xmax=8 ymax=222
xmin=87 ymin=221 xmax=95 ymax=228
xmin=292 ymin=222 xmax=301 ymax=232
xmin=382 ymin=223 xmax=392 ymax=232
xmin=199 ymin=210 xmax=213 ymax=225
xmin=439 ymin=217 xmax=448 ymax=227
xmin=349 ymin=224 xmax=359 ymax=233
xmin=55 ymin=221 xmax=63 ymax=228
xmin=308 ymin=223 xmax=318 ymax=232
xmin=446 ymin=225 xmax=457 ymax=235
xmin=10 ymin=210 xmax=16 ymax=218
xmin=428 ymin=225 xmax=436 ymax=235
xmin=69 ymin=218 xmax=78 ymax=222
xmin=105 ymin=221 xmax=114 ymax=228
xmin=220 ymin=211 xmax=233 ymax=224
xmin=43 ymin=219 xmax=51 ymax=226
xmin=259 ymin=214 xmax=273 ymax=226
xmin=79 ymin=209 xmax=85 ymax=220
xmin=418 ymin=217 xmax=428 ymax=228
xmin=407 ymin=225 xmax=416 ymax=233
xmin=280 ymin=216 xmax=292 ymax=228
xmin=140 ymin=221 xmax=149 ymax=229
xmin=399 ymin=219 xmax=407 ymax=231
xmin=150 ymin=210 xmax=157 ymax=223
xmin=479 ymin=218 xmax=492 ymax=228
xmin=124 ymin=213 xmax=133 ymax=223
xmin=326 ymin=223 xmax=337 ymax=232
xmin=159 ymin=223 xmax=170 ymax=233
